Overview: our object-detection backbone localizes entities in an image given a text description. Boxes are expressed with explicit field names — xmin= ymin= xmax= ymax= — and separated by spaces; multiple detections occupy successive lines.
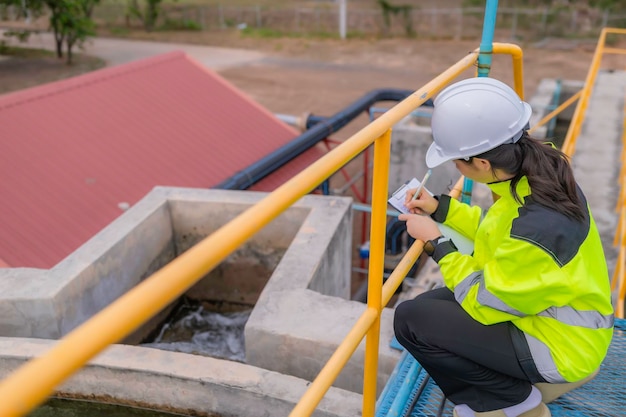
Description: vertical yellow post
xmin=362 ymin=129 xmax=391 ymax=417
xmin=511 ymin=49 xmax=524 ymax=99
xmin=562 ymin=28 xmax=607 ymax=156
xmin=489 ymin=44 xmax=524 ymax=98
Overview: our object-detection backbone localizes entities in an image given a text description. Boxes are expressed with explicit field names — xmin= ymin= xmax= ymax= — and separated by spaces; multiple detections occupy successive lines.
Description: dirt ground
xmin=7 ymin=30 xmax=612 ymax=170
xmin=117 ymin=29 xmax=613 ymax=139
xmin=0 ymin=53 xmax=105 ymax=94
xmin=2 ymin=28 xmax=618 ymax=119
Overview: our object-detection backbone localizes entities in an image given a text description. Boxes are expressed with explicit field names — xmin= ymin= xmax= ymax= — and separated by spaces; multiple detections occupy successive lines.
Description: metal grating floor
xmin=376 ymin=318 xmax=626 ymax=417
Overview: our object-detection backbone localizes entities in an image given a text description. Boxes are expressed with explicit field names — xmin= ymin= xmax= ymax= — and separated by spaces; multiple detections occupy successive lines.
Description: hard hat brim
xmin=425 ymin=142 xmax=455 ymax=168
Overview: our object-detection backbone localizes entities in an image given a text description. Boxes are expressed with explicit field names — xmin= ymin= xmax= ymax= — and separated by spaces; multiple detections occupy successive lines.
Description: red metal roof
xmin=0 ymin=51 xmax=325 ymax=269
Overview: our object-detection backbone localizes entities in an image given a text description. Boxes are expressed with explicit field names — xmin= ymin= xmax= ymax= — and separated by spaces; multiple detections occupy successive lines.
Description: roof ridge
xmin=0 ymin=50 xmax=187 ymax=112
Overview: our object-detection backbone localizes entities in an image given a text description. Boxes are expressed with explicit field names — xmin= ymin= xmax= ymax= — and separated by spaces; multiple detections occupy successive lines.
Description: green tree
xmin=377 ymin=0 xmax=414 ymax=37
xmin=0 ymin=0 xmax=98 ymax=64
xmin=0 ymin=0 xmax=45 ymax=47
xmin=589 ymin=0 xmax=626 ymax=11
xmin=47 ymin=0 xmax=99 ymax=63
xmin=127 ymin=0 xmax=165 ymax=31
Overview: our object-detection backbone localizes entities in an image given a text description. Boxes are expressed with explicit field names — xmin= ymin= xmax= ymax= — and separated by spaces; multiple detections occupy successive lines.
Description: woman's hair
xmin=472 ymin=133 xmax=586 ymax=222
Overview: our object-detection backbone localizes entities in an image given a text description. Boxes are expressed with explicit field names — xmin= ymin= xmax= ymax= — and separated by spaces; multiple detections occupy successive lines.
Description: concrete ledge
xmin=528 ymin=78 xmax=556 ymax=139
xmin=0 ymin=186 xmax=393 ymax=411
xmin=247 ymin=288 xmax=400 ymax=394
xmin=0 ymin=187 xmax=354 ymax=340
xmin=0 ymin=190 xmax=175 ymax=340
xmin=0 ymin=337 xmax=362 ymax=417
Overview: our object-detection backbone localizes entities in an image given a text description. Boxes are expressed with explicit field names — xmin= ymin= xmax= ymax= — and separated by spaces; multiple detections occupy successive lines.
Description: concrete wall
xmin=527 ymin=78 xmax=585 ymax=141
xmin=527 ymin=78 xmax=555 ymax=139
xmin=0 ymin=186 xmax=402 ymax=416
xmin=389 ymin=115 xmax=459 ymax=198
xmin=0 ymin=193 xmax=175 ymax=341
xmin=0 ymin=337 xmax=362 ymax=417
xmin=246 ymin=290 xmax=399 ymax=394
xmin=167 ymin=194 xmax=309 ymax=306
xmin=244 ymin=189 xmax=402 ymax=394
xmin=0 ymin=188 xmax=354 ymax=340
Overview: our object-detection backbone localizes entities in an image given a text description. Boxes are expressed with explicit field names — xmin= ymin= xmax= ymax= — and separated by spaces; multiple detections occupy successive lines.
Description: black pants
xmin=393 ymin=287 xmax=545 ymax=412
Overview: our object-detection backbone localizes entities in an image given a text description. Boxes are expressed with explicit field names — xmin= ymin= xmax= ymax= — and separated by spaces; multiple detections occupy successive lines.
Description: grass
xmin=0 ymin=46 xmax=106 ymax=95
xmin=0 ymin=43 xmax=56 ymax=58
xmin=99 ymin=0 xmax=340 ymax=7
xmin=97 ymin=0 xmax=465 ymax=9
xmin=159 ymin=18 xmax=203 ymax=31
xmin=239 ymin=26 xmax=367 ymax=40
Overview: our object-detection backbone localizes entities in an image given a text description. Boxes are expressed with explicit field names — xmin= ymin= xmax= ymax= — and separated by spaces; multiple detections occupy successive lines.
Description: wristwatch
xmin=423 ymin=235 xmax=449 ymax=257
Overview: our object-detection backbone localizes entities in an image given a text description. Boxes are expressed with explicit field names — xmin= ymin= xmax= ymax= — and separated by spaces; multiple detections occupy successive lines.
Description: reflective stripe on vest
xmin=454 ymin=271 xmax=613 ymax=330
xmin=525 ymin=333 xmax=565 ymax=383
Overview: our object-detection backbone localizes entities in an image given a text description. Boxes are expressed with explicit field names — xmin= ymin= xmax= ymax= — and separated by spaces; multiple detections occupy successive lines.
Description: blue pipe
xmin=547 ymin=79 xmax=562 ymax=138
xmin=215 ymin=88 xmax=414 ymax=190
xmin=461 ymin=0 xmax=499 ymax=205
xmin=353 ymin=202 xmax=401 ymax=218
xmin=320 ymin=180 xmax=330 ymax=195
xmin=477 ymin=0 xmax=498 ymax=78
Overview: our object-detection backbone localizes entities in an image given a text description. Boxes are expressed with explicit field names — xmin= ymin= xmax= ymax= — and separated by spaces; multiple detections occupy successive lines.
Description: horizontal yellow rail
xmin=563 ymin=27 xmax=626 ymax=156
xmin=612 ymin=88 xmax=626 ymax=318
xmin=0 ymin=43 xmax=524 ymax=417
xmin=528 ymin=90 xmax=582 ymax=136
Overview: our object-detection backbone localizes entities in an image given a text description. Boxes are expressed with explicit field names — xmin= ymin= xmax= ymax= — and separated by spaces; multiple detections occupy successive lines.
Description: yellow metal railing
xmin=562 ymin=28 xmax=626 ymax=156
xmin=608 ymin=31 xmax=626 ymax=319
xmin=290 ymin=44 xmax=526 ymax=417
xmin=614 ymin=105 xmax=626 ymax=318
xmin=557 ymin=27 xmax=626 ymax=318
xmin=528 ymin=89 xmax=582 ymax=136
xmin=294 ymin=28 xmax=626 ymax=416
xmin=0 ymin=42 xmax=525 ymax=417
xmin=613 ymin=90 xmax=626 ymax=319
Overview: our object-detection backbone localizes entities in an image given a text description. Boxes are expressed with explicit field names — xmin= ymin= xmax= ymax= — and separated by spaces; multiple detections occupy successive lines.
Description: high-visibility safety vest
xmin=430 ymin=176 xmax=614 ymax=383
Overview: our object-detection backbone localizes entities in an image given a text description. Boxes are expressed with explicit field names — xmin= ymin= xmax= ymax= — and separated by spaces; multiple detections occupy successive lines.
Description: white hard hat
xmin=425 ymin=77 xmax=532 ymax=168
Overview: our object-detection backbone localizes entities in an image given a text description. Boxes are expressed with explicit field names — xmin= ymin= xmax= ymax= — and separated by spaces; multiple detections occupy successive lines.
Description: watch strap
xmin=424 ymin=235 xmax=445 ymax=256
xmin=431 ymin=237 xmax=458 ymax=263
xmin=430 ymin=195 xmax=451 ymax=223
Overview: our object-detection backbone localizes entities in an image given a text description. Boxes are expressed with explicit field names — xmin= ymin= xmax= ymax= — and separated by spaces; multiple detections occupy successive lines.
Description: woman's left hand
xmin=398 ymin=213 xmax=442 ymax=242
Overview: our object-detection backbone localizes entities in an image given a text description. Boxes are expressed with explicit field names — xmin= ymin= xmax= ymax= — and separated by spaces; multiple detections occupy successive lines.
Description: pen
xmin=411 ymin=169 xmax=432 ymax=201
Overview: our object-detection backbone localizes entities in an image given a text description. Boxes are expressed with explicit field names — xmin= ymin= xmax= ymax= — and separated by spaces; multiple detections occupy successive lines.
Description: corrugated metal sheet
xmin=0 ymin=51 xmax=325 ymax=268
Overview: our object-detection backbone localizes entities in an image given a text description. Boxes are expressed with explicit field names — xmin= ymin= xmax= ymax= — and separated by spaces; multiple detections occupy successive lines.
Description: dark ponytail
xmin=475 ymin=133 xmax=586 ymax=222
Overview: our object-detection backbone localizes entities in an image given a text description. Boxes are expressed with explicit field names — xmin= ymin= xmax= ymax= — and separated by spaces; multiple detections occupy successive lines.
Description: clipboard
xmin=389 ymin=178 xmax=474 ymax=255
xmin=388 ymin=177 xmax=431 ymax=215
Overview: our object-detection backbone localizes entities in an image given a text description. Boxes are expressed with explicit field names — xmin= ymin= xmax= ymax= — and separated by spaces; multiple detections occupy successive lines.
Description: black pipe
xmin=305 ymin=98 xmax=433 ymax=130
xmin=304 ymin=114 xmax=330 ymax=130
xmin=214 ymin=88 xmax=423 ymax=190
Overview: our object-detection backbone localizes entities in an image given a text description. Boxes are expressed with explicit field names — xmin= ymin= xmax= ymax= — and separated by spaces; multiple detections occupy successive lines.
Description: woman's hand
xmin=397 ymin=213 xmax=442 ymax=242
xmin=403 ymin=188 xmax=439 ymax=215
